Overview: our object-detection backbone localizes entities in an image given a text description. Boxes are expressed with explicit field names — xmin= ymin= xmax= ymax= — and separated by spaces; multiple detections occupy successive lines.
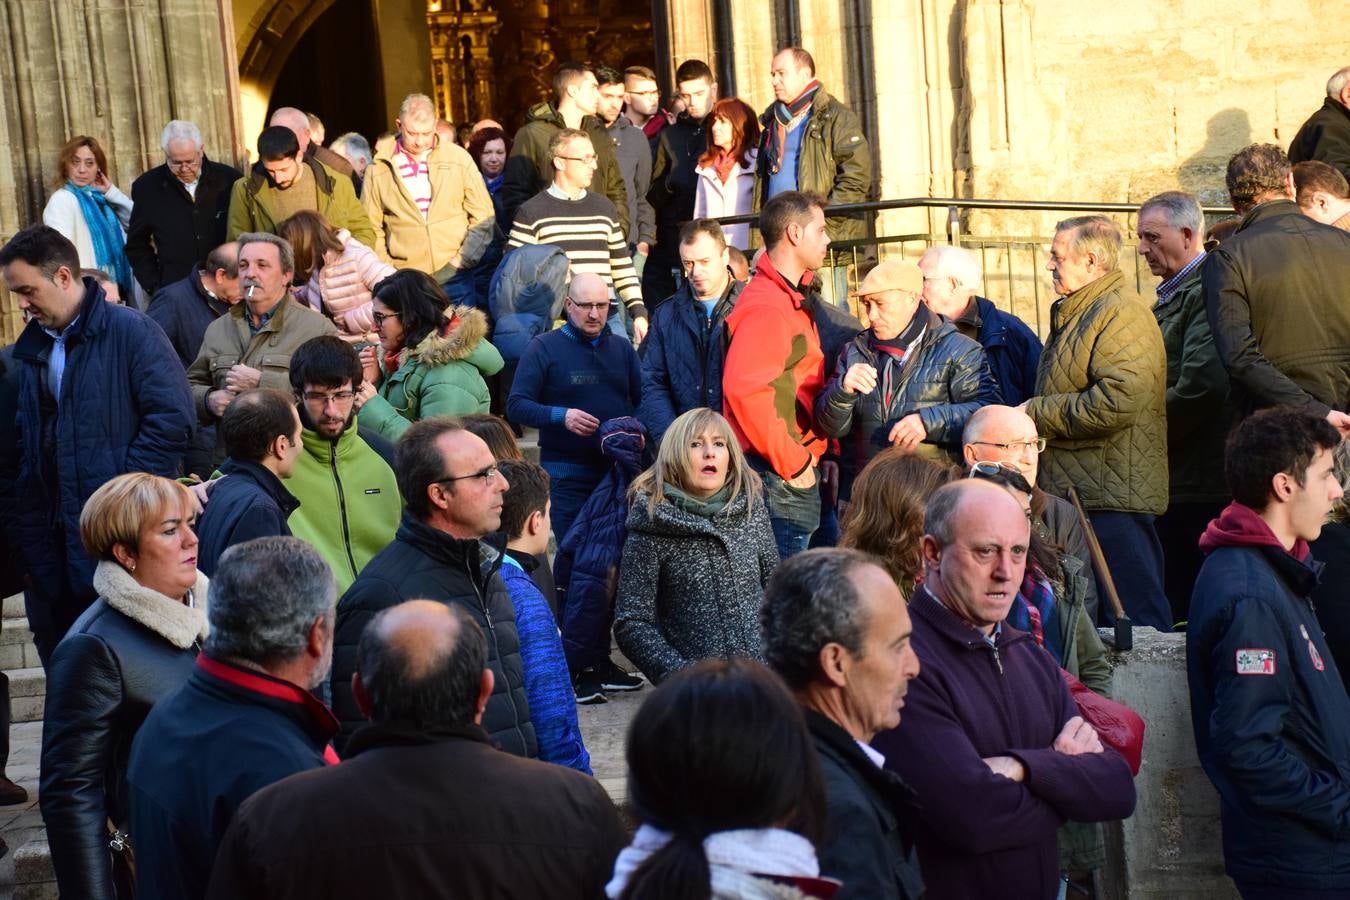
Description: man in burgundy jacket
xmin=874 ymin=480 xmax=1136 ymax=897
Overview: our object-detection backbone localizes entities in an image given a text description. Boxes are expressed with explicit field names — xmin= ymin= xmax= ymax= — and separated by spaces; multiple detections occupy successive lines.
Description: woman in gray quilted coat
xmin=615 ymin=408 xmax=779 ymax=684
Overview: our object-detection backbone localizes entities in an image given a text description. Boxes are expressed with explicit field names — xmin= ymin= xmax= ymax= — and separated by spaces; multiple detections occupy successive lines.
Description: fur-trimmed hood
xmin=402 ymin=305 xmax=497 ymax=372
xmin=92 ymin=559 xmax=209 ymax=650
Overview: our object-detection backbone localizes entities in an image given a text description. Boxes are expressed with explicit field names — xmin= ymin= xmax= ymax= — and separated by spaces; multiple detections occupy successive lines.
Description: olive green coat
xmin=359 ymin=306 xmax=503 ymax=441
xmin=1028 ymin=270 xmax=1169 ymax=515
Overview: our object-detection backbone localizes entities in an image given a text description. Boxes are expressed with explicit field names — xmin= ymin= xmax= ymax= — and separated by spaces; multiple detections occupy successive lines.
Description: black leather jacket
xmin=39 ymin=596 xmax=201 ymax=900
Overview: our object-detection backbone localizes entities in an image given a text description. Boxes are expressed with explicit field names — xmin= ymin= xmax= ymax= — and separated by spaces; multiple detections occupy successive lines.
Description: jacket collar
xmin=803 ymin=707 xmax=918 ymax=809
xmin=188 ymin=269 xmax=234 ymax=318
xmin=1236 ymin=198 xmax=1302 ymax=231
xmin=395 ymin=512 xmax=507 ymax=579
xmin=1050 ymin=268 xmax=1124 ymax=331
xmin=750 ymin=253 xmax=812 ymax=310
xmin=343 ymin=719 xmax=490 ymax=758
xmin=673 ymin=276 xmax=742 ymax=326
xmin=231 ymin=294 xmax=293 ymax=335
xmin=13 ymin=277 xmax=110 ymax=362
xmin=974 ymin=296 xmax=1006 ymax=345
xmin=247 ymin=155 xmax=335 ymax=197
xmin=910 ymin=584 xmax=1029 ymax=653
xmin=299 ymin=414 xmax=373 ymax=463
xmin=92 ymin=559 xmax=209 ymax=649
xmin=217 ymin=457 xmax=301 ymax=517
xmin=195 ymin=654 xmax=341 ymax=756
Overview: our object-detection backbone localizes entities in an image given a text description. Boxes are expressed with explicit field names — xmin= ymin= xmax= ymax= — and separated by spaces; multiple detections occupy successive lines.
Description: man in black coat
xmin=1288 ymin=66 xmax=1350 ymax=180
xmin=761 ymin=548 xmax=925 ymax=900
xmin=126 ymin=120 xmax=241 ymax=297
xmin=194 ymin=389 xmax=302 ymax=576
xmin=207 ymin=600 xmax=626 ymax=900
xmin=331 ymin=417 xmax=537 ymax=758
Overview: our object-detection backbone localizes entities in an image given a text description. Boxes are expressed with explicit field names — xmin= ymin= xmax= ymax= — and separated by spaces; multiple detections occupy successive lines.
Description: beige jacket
xmin=362 ymin=140 xmax=496 ymax=281
xmin=186 ymin=297 xmax=337 ymax=423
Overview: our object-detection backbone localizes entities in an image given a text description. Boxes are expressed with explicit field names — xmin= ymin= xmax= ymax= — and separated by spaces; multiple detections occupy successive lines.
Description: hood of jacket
xmin=92 ymin=559 xmax=209 ymax=649
xmin=597 ymin=417 xmax=652 ymax=477
xmin=1200 ymin=500 xmax=1312 ymax=561
xmin=625 ymin=488 xmax=754 ymax=537
xmin=402 ymin=305 xmax=497 ymax=373
xmin=522 ymin=101 xmax=607 ymax=133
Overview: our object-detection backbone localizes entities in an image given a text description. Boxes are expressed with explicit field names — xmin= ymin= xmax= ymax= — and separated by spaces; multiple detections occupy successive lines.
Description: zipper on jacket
xmin=329 ymin=442 xmax=360 ymax=581
xmin=991 ymin=643 xmax=1004 ymax=676
xmin=467 ymin=556 xmax=527 ymax=750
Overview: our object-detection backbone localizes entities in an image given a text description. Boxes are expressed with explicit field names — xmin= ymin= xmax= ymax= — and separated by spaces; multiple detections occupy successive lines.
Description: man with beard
xmin=286 ymin=336 xmax=401 ymax=593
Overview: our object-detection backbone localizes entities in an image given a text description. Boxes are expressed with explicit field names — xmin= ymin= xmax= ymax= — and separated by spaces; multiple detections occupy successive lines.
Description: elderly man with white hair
xmin=125 ymin=120 xmax=242 ymax=297
xmin=919 ymin=244 xmax=1043 ymax=405
xmin=1288 ymin=65 xmax=1350 ymax=180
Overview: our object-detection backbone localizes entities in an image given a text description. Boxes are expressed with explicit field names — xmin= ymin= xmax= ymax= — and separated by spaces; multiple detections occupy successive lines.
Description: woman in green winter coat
xmin=357 ymin=269 xmax=504 ymax=440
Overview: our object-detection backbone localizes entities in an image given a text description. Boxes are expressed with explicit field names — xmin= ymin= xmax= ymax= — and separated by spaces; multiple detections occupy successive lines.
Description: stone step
xmin=4 ymin=592 xmax=24 ymax=619
xmin=15 ymin=833 xmax=57 ymax=900
xmin=8 ymin=668 xmax=45 ymax=723
xmin=1 ymin=616 xmax=41 ymax=675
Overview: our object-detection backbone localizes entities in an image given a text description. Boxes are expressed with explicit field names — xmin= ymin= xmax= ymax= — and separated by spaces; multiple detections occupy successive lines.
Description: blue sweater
xmin=501 ymin=553 xmax=592 ymax=773
xmin=506 ymin=324 xmax=641 ymax=465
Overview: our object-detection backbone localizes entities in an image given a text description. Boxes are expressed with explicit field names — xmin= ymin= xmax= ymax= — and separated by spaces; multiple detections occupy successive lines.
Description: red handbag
xmin=1060 ymin=669 xmax=1145 ymax=776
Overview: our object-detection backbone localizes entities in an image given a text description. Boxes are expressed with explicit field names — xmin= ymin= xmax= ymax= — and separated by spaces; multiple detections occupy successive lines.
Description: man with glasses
xmin=285 ymin=336 xmax=401 ymax=594
xmin=125 ymin=119 xmax=241 ymax=297
xmin=331 ymin=416 xmax=539 ymax=759
xmin=508 ymin=128 xmax=648 ymax=342
xmin=962 ymin=403 xmax=1101 ymax=625
xmin=507 ymin=272 xmax=641 ymax=544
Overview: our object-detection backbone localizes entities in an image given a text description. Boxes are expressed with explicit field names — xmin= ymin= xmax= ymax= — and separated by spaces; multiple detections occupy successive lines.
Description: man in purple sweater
xmin=874 ymin=479 xmax=1136 ymax=898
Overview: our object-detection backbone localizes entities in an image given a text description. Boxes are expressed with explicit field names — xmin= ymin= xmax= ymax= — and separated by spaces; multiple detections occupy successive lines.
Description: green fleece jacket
xmin=359 ymin=306 xmax=504 ymax=441
xmin=287 ymin=418 xmax=401 ymax=594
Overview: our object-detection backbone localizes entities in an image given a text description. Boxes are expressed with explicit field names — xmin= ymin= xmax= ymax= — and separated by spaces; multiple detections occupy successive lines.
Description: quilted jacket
xmin=815 ymin=307 xmax=998 ymax=498
xmin=294 ymin=229 xmax=394 ymax=344
xmin=359 ymin=306 xmax=503 ymax=441
xmin=1027 ymin=269 xmax=1168 ymax=515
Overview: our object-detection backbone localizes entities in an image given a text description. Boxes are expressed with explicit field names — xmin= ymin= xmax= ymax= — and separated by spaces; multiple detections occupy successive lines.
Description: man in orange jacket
xmin=723 ymin=190 xmax=831 ymax=557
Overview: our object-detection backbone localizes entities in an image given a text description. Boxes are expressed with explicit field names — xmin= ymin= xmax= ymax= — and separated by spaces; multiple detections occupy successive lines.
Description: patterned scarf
xmin=1008 ymin=567 xmax=1064 ymax=666
xmin=65 ymin=182 xmax=132 ymax=297
xmin=764 ymin=80 xmax=822 ymax=175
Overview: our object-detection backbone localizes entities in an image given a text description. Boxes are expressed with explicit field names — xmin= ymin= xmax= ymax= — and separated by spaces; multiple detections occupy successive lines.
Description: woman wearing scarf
xmin=356 ymin=268 xmax=503 ymax=441
xmin=693 ymin=99 xmax=760 ymax=250
xmin=42 ymin=136 xmax=135 ymax=304
xmin=614 ymin=408 xmax=779 ymax=685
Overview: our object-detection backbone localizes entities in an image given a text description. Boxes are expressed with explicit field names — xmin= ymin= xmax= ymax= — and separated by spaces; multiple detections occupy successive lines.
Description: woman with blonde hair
xmin=278 ymin=209 xmax=395 ymax=343
xmin=43 ymin=136 xmax=135 ymax=302
xmin=839 ymin=449 xmax=961 ymax=596
xmin=615 ymin=408 xmax=778 ymax=684
xmin=39 ymin=473 xmax=208 ymax=899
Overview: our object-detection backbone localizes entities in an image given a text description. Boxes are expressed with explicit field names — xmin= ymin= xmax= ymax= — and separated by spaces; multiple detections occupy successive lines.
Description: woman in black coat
xmin=39 ymin=473 xmax=208 ymax=900
xmin=615 ymin=408 xmax=778 ymax=684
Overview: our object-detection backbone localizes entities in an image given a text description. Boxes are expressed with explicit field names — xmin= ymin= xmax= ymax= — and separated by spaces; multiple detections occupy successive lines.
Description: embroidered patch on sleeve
xmin=1236 ymin=648 xmax=1276 ymax=675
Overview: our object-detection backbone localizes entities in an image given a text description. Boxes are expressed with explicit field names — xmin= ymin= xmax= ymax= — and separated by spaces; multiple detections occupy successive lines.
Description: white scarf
xmin=92 ymin=559 xmax=209 ymax=649
xmin=606 ymin=824 xmax=822 ymax=899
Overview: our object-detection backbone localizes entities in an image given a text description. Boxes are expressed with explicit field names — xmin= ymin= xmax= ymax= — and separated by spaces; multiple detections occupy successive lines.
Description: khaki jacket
xmin=362 ymin=141 xmax=496 ymax=280
xmin=1028 ymin=269 xmax=1169 ymax=515
xmin=186 ymin=298 xmax=337 ymax=423
xmin=226 ymin=157 xmax=374 ymax=248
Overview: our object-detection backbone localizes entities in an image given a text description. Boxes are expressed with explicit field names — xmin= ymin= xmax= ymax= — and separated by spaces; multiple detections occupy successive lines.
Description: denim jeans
xmin=750 ymin=455 xmax=821 ymax=560
xmin=541 ymin=460 xmax=607 ymax=549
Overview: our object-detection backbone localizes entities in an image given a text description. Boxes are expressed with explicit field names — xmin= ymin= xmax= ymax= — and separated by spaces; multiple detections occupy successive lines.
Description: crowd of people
xmin=2 ymin=45 xmax=1350 ymax=900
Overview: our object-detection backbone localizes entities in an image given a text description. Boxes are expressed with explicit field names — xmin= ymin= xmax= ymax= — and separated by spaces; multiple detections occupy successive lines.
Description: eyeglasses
xmin=372 ymin=311 xmax=401 ymax=326
xmin=557 ymin=155 xmax=598 ymax=164
xmin=167 ymin=157 xmax=202 ymax=170
xmin=302 ymin=390 xmax=356 ymax=404
xmin=969 ymin=438 xmax=1047 ymax=455
xmin=435 ymin=464 xmax=500 ymax=487
xmin=568 ymin=298 xmax=610 ymax=313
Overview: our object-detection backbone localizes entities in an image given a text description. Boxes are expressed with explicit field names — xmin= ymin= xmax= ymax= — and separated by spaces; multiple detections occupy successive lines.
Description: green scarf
xmin=663 ymin=481 xmax=732 ymax=517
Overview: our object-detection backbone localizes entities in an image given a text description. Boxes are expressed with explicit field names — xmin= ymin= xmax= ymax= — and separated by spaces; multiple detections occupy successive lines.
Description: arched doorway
xmin=268 ymin=0 xmax=386 ymax=142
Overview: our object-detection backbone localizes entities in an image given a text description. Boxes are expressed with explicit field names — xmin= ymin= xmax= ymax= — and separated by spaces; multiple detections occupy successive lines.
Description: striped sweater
xmin=508 ymin=189 xmax=646 ymax=319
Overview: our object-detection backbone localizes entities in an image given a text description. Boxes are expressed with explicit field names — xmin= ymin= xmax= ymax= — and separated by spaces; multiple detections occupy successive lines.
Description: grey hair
xmin=548 ymin=128 xmax=590 ymax=163
xmin=160 ymin=120 xmax=203 ymax=154
xmin=399 ymin=93 xmax=436 ymax=122
xmin=205 ymin=536 xmax=336 ymax=665
xmin=1054 ymin=215 xmax=1121 ymax=271
xmin=237 ymin=231 xmax=295 ymax=276
xmin=330 ymin=132 xmax=372 ymax=167
xmin=920 ymin=244 xmax=982 ymax=293
xmin=1139 ymin=190 xmax=1204 ymax=238
xmin=1328 ymin=66 xmax=1350 ymax=100
xmin=760 ymin=548 xmax=880 ymax=691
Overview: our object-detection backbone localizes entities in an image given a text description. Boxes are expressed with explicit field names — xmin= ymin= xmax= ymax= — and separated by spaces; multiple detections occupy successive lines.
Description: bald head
xmin=354 ymin=600 xmax=489 ymax=727
xmin=270 ymin=107 xmax=312 ymax=153
xmin=472 ymin=119 xmax=504 ymax=135
xmin=963 ymin=404 xmax=1043 ymax=485
xmin=921 ymin=480 xmax=1030 ymax=633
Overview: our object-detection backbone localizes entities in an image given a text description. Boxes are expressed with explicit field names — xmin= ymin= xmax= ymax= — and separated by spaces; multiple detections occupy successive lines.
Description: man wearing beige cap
xmin=815 ymin=258 xmax=997 ymax=503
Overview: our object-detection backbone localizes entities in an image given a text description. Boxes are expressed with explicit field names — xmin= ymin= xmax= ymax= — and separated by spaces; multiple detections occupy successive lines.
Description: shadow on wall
xmin=1178 ymin=108 xmax=1252 ymax=208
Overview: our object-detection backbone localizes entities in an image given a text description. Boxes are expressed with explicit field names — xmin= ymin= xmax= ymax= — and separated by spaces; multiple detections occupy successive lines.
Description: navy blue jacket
xmin=972 ymin=296 xmax=1043 ymax=406
xmin=146 ymin=270 xmax=232 ymax=369
xmin=194 ymin=458 xmax=299 ymax=577
xmin=507 ymin=324 xmax=641 ymax=466
xmin=637 ymin=277 xmax=743 ymax=446
xmin=127 ymin=655 xmax=339 ymax=900
xmin=1 ymin=279 xmax=194 ymax=606
xmin=1188 ymin=533 xmax=1350 ymax=891
xmin=553 ymin=418 xmax=651 ymax=673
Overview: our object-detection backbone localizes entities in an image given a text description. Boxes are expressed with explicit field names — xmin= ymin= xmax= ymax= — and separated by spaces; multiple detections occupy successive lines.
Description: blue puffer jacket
xmin=553 ymin=418 xmax=651 ymax=674
xmin=973 ymin=296 xmax=1043 ymax=406
xmin=488 ymin=244 xmax=569 ymax=362
xmin=637 ymin=278 xmax=744 ymax=446
xmin=2 ymin=279 xmax=194 ymax=602
xmin=815 ymin=307 xmax=997 ymax=499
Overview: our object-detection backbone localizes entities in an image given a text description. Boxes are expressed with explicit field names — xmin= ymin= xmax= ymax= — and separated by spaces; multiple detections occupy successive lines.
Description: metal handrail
xmin=713 ymin=195 xmax=1235 ymax=226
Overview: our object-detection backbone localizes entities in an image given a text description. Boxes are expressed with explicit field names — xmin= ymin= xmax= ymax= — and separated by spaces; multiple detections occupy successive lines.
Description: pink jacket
xmin=297 ymin=229 xmax=395 ymax=343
